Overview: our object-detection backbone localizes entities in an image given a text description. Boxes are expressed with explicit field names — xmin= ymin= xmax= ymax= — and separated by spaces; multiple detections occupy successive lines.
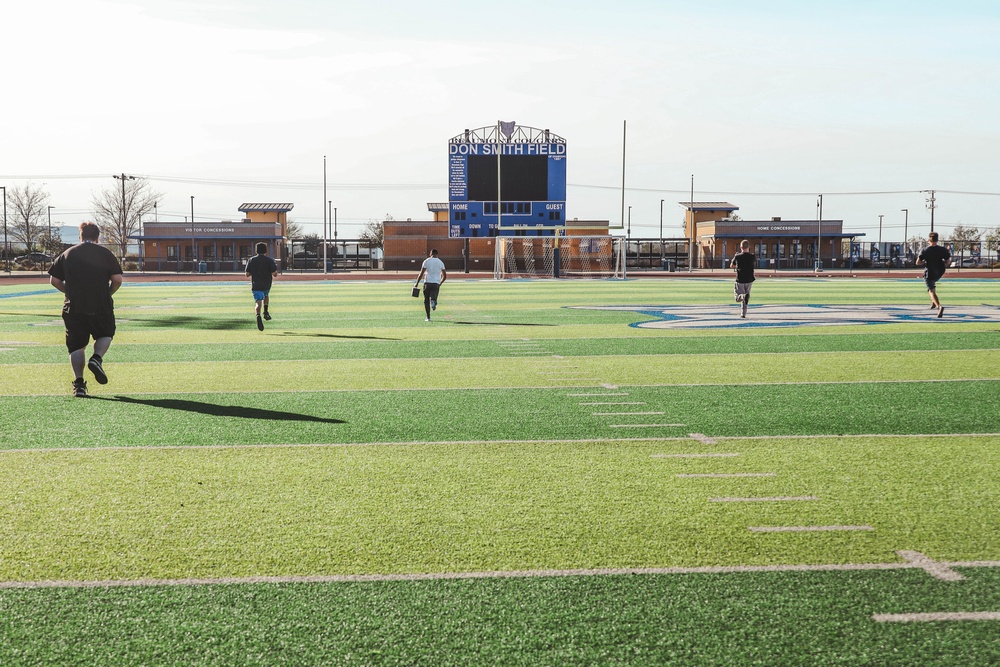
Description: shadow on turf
xmin=90 ymin=396 xmax=345 ymax=424
xmin=453 ymin=321 xmax=556 ymax=327
xmin=123 ymin=316 xmax=252 ymax=330
xmin=276 ymin=332 xmax=399 ymax=340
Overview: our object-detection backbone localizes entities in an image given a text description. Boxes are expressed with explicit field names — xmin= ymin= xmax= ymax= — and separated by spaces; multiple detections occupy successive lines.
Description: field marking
xmin=4 ymin=554 xmax=997 ymax=590
xmin=689 ymin=433 xmax=718 ymax=445
xmin=653 ymin=453 xmax=740 ymax=459
xmin=593 ymin=411 xmax=664 ymax=416
xmin=566 ymin=392 xmax=629 ymax=397
xmin=749 ymin=525 xmax=873 ymax=532
xmin=675 ymin=472 xmax=773 ymax=478
xmin=712 ymin=495 xmax=817 ymax=502
xmin=608 ymin=423 xmax=686 ymax=428
xmin=898 ymin=550 xmax=965 ymax=582
xmin=4 ymin=432 xmax=1000 ymax=455
xmin=873 ymin=612 xmax=1000 ymax=623
xmin=579 ymin=402 xmax=646 ymax=406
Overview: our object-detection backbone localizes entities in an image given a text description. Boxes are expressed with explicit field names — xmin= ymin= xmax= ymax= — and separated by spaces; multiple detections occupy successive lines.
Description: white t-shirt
xmin=421 ymin=256 xmax=446 ymax=284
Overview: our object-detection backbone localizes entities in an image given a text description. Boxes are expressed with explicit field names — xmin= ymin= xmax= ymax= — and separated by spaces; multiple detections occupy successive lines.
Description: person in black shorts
xmin=916 ymin=231 xmax=951 ymax=318
xmin=245 ymin=242 xmax=278 ymax=330
xmin=730 ymin=239 xmax=756 ymax=318
xmin=48 ymin=222 xmax=124 ymax=397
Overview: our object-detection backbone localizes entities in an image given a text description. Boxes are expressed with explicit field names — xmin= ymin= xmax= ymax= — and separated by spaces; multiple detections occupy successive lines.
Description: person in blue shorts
xmin=245 ymin=242 xmax=278 ymax=330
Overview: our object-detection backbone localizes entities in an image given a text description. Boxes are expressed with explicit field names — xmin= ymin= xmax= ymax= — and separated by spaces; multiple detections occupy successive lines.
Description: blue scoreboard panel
xmin=448 ymin=140 xmax=567 ymax=238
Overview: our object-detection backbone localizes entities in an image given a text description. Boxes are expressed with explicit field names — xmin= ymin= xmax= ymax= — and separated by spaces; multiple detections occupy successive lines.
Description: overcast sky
xmin=3 ymin=0 xmax=999 ymax=242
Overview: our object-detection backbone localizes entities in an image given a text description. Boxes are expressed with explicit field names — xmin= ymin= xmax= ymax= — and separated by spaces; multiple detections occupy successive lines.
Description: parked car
xmin=13 ymin=252 xmax=52 ymax=266
xmin=950 ymin=257 xmax=981 ymax=268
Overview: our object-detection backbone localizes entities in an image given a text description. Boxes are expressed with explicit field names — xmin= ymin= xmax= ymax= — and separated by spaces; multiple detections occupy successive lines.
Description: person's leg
xmin=742 ymin=286 xmax=750 ymax=317
xmin=423 ymin=288 xmax=432 ymax=319
xmin=263 ymin=294 xmax=271 ymax=320
xmin=88 ymin=336 xmax=112 ymax=384
xmin=255 ymin=298 xmax=264 ymax=330
xmin=70 ymin=348 xmax=87 ymax=380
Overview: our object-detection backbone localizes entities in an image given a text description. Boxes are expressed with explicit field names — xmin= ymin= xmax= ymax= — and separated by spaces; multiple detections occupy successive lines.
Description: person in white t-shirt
xmin=415 ymin=248 xmax=447 ymax=321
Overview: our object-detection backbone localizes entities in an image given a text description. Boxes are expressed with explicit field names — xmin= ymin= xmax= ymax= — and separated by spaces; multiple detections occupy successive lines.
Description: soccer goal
xmin=494 ymin=235 xmax=626 ymax=280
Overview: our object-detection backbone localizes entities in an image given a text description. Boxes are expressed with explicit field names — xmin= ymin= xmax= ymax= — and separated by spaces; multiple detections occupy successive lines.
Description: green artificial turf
xmin=1 ymin=276 xmax=998 ymax=665
xmin=2 ymin=569 xmax=999 ymax=666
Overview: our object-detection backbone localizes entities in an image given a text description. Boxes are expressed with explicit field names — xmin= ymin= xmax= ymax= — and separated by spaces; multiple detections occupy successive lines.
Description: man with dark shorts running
xmin=917 ymin=231 xmax=950 ymax=318
xmin=48 ymin=222 xmax=123 ymax=397
xmin=730 ymin=239 xmax=756 ymax=318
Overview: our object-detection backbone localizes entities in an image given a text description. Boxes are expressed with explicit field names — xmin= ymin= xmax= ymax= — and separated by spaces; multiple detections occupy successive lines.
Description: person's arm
xmin=415 ymin=267 xmax=426 ymax=284
xmin=50 ymin=276 xmax=66 ymax=293
xmin=109 ymin=274 xmax=123 ymax=295
xmin=440 ymin=266 xmax=447 ymax=284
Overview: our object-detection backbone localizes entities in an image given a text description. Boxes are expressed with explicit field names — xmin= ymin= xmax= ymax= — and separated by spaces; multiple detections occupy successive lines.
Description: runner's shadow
xmin=276 ymin=332 xmax=398 ymax=340
xmin=90 ymin=395 xmax=344 ymax=423
xmin=453 ymin=321 xmax=556 ymax=327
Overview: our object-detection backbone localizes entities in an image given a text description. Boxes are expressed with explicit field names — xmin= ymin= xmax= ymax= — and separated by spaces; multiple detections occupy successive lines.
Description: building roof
xmin=678 ymin=202 xmax=739 ymax=211
xmin=427 ymin=203 xmax=449 ymax=212
xmin=239 ymin=203 xmax=295 ymax=213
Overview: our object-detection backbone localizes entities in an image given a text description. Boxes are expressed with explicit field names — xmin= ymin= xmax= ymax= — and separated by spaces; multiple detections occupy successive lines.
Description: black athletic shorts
xmin=63 ymin=312 xmax=116 ymax=352
xmin=923 ymin=269 xmax=943 ymax=290
xmin=423 ymin=282 xmax=441 ymax=302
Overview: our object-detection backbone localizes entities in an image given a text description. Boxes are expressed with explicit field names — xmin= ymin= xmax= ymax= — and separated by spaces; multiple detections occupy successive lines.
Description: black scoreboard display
xmin=448 ymin=125 xmax=567 ymax=238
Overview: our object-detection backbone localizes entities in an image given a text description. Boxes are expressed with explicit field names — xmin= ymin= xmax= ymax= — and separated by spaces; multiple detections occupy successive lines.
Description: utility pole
xmin=2 ymin=186 xmax=8 ymax=273
xmin=925 ymin=190 xmax=936 ymax=233
xmin=113 ymin=174 xmax=135 ymax=260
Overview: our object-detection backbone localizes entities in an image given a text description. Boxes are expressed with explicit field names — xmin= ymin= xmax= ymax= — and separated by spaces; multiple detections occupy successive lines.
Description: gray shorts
xmin=734 ymin=282 xmax=753 ymax=302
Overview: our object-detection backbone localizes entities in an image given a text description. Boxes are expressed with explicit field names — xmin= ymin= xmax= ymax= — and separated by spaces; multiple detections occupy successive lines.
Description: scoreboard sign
xmin=448 ymin=125 xmax=567 ymax=238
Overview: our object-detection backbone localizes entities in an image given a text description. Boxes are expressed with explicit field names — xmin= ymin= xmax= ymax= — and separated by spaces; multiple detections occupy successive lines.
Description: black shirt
xmin=246 ymin=254 xmax=278 ymax=291
xmin=732 ymin=251 xmax=756 ymax=283
xmin=48 ymin=241 xmax=123 ymax=315
xmin=918 ymin=244 xmax=950 ymax=278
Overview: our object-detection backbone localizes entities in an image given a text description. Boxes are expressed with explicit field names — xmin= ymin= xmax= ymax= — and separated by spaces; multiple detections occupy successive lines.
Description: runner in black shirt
xmin=730 ymin=239 xmax=756 ymax=319
xmin=917 ymin=231 xmax=950 ymax=318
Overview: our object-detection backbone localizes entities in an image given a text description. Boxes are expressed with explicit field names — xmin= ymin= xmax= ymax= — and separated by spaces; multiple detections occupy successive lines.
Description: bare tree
xmin=359 ymin=217 xmax=387 ymax=248
xmin=6 ymin=182 xmax=49 ymax=252
xmin=92 ymin=176 xmax=162 ymax=258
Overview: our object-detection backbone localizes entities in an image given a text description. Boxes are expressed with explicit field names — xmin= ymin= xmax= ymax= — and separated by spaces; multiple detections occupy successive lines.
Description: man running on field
xmin=730 ymin=239 xmax=756 ymax=318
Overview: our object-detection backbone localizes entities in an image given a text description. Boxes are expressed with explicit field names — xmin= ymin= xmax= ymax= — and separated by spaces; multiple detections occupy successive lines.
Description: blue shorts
xmin=252 ymin=289 xmax=270 ymax=302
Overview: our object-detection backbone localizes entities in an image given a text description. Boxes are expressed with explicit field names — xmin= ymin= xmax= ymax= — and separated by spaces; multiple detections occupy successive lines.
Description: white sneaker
xmin=425 ymin=317 xmax=431 ymax=322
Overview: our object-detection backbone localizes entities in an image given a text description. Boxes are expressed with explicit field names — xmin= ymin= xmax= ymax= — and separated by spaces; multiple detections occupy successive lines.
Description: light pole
xmin=878 ymin=214 xmax=883 ymax=246
xmin=190 ymin=195 xmax=196 ymax=271
xmin=47 ymin=205 xmax=54 ymax=267
xmin=1 ymin=186 xmax=7 ymax=273
xmin=816 ymin=194 xmax=823 ymax=271
xmin=659 ymin=198 xmax=664 ymax=263
xmin=627 ymin=205 xmax=631 ymax=239
xmin=901 ymin=208 xmax=909 ymax=263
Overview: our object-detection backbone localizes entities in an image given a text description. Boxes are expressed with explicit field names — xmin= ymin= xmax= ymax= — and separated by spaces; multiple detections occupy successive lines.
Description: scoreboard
xmin=448 ymin=126 xmax=567 ymax=238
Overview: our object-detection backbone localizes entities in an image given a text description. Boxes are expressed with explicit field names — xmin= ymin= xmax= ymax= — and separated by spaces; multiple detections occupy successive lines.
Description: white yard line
xmin=873 ymin=612 xmax=1000 ymax=623
xmin=4 ymin=553 xmax=997 ymax=590
xmin=712 ymin=495 xmax=817 ymax=502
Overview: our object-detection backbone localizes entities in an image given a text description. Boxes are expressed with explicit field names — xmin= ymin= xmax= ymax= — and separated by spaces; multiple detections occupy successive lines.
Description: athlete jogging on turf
xmin=415 ymin=248 xmax=447 ymax=322
xmin=730 ymin=239 xmax=756 ymax=318
xmin=916 ymin=231 xmax=950 ymax=318
xmin=245 ymin=242 xmax=278 ymax=330
xmin=48 ymin=222 xmax=123 ymax=397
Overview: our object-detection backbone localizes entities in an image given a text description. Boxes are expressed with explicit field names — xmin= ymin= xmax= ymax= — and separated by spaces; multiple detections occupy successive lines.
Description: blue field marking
xmin=570 ymin=304 xmax=1000 ymax=329
xmin=0 ymin=289 xmax=56 ymax=299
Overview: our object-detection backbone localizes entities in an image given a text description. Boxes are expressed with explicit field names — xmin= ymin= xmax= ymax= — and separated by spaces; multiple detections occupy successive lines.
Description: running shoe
xmin=88 ymin=355 xmax=108 ymax=384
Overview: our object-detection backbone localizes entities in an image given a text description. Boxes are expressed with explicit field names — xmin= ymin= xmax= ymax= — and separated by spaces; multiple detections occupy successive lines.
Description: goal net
xmin=494 ymin=235 xmax=626 ymax=279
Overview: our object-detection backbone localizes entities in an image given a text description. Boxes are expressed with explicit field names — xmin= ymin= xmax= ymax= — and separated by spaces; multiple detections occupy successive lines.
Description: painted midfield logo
xmin=571 ymin=304 xmax=1000 ymax=329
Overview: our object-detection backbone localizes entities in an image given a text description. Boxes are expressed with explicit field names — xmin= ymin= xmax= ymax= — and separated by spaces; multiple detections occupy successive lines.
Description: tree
xmin=947 ymin=224 xmax=981 ymax=254
xmin=985 ymin=227 xmax=1000 ymax=260
xmin=285 ymin=218 xmax=303 ymax=240
xmin=359 ymin=217 xmax=387 ymax=249
xmin=92 ymin=176 xmax=162 ymax=259
xmin=6 ymin=182 xmax=49 ymax=252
